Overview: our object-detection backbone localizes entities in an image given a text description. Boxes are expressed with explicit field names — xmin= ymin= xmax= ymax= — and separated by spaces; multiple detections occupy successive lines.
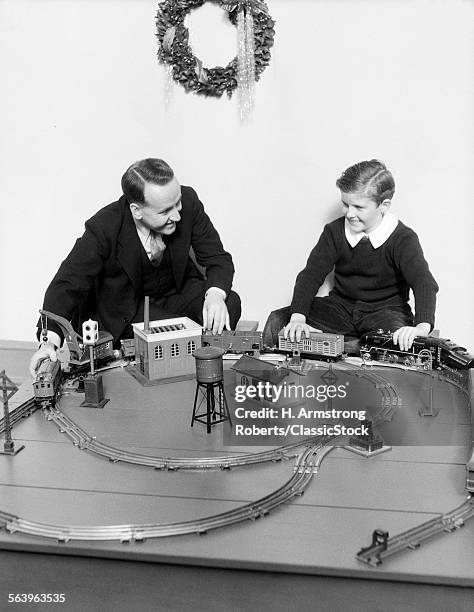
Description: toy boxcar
xmin=201 ymin=330 xmax=263 ymax=355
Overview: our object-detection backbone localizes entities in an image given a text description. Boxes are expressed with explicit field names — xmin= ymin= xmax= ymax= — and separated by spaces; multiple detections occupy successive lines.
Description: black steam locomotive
xmin=360 ymin=330 xmax=474 ymax=370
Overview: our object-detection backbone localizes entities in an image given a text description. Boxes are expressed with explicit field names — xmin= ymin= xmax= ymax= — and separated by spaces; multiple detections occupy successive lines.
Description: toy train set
xmin=3 ymin=311 xmax=469 ymax=558
xmin=33 ymin=324 xmax=473 ymax=409
xmin=38 ymin=308 xmax=474 ymax=375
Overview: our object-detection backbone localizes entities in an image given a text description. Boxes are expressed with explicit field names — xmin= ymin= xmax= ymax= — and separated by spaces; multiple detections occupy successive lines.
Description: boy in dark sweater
xmin=263 ymin=160 xmax=438 ymax=351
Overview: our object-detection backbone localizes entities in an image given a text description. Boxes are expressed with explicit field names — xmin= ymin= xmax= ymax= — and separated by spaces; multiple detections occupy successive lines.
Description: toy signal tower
xmin=191 ymin=347 xmax=232 ymax=434
xmin=80 ymin=320 xmax=109 ymax=409
xmin=0 ymin=370 xmax=24 ymax=455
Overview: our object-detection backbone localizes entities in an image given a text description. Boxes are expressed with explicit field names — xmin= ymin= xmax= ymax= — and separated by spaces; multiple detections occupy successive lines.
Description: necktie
xmin=358 ymin=235 xmax=372 ymax=248
xmin=149 ymin=232 xmax=166 ymax=267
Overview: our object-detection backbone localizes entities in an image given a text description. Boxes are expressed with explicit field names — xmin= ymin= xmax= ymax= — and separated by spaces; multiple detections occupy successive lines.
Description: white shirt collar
xmin=344 ymin=212 xmax=398 ymax=248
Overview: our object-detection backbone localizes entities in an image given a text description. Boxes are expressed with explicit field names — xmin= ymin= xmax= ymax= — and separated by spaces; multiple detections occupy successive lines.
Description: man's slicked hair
xmin=121 ymin=158 xmax=175 ymax=205
xmin=336 ymin=159 xmax=395 ymax=205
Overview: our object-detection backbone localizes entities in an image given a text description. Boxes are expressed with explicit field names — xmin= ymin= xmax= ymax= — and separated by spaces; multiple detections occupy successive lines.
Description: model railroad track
xmin=357 ymin=496 xmax=474 ymax=567
xmin=5 ymin=361 xmax=469 ymax=559
xmin=331 ymin=362 xmax=401 ymax=426
xmin=44 ymin=402 xmax=329 ymax=470
xmin=0 ymin=361 xmax=127 ymax=437
xmin=0 ymin=398 xmax=38 ymax=435
xmin=38 ymin=364 xmax=401 ymax=470
xmin=43 ymin=364 xmax=399 ymax=471
xmin=0 ymin=439 xmax=333 ymax=542
xmin=417 ymin=365 xmax=470 ymax=396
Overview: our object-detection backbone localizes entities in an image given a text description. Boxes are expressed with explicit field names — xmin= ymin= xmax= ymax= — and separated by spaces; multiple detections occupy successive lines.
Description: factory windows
xmin=187 ymin=340 xmax=196 ymax=355
xmin=171 ymin=343 xmax=180 ymax=358
xmin=154 ymin=345 xmax=164 ymax=360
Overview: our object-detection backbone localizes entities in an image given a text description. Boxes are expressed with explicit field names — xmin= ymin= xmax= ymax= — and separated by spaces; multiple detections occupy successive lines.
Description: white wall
xmin=1 ymin=0 xmax=473 ymax=346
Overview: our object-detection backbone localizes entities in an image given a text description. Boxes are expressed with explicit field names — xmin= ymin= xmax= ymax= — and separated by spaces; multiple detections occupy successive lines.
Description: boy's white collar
xmin=344 ymin=212 xmax=398 ymax=248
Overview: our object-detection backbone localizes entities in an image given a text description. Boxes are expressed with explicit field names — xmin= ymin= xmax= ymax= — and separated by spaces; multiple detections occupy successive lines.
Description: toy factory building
xmin=133 ymin=317 xmax=202 ymax=381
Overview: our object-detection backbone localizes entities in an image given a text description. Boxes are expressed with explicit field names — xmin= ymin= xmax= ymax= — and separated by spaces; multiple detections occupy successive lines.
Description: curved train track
xmin=40 ymin=362 xmax=400 ymax=470
xmin=0 ymin=440 xmax=333 ymax=542
xmin=44 ymin=400 xmax=325 ymax=470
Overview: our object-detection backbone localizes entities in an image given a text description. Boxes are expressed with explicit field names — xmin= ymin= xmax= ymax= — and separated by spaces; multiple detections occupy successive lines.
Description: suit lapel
xmin=117 ymin=200 xmax=142 ymax=291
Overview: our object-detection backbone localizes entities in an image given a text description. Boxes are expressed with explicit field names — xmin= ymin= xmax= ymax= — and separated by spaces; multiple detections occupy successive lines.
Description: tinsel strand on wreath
xmin=236 ymin=3 xmax=256 ymax=120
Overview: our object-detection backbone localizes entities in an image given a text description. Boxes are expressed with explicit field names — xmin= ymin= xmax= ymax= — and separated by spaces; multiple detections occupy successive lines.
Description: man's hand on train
xmin=203 ymin=288 xmax=230 ymax=335
xmin=29 ymin=342 xmax=58 ymax=378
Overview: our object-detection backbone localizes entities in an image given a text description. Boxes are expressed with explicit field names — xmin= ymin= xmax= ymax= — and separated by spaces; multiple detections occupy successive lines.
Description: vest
xmin=140 ymin=245 xmax=176 ymax=298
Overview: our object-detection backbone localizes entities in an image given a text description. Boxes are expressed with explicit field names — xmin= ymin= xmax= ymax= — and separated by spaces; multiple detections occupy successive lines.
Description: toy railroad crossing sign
xmin=0 ymin=370 xmax=24 ymax=455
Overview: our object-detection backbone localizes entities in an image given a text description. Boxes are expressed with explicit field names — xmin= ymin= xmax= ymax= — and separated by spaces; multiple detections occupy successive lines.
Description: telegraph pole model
xmin=80 ymin=320 xmax=109 ymax=409
xmin=191 ymin=346 xmax=232 ymax=434
xmin=0 ymin=370 xmax=25 ymax=455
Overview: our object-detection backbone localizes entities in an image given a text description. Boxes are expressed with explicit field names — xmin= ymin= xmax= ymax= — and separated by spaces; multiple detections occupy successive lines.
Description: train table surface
xmin=0 ymin=342 xmax=473 ymax=611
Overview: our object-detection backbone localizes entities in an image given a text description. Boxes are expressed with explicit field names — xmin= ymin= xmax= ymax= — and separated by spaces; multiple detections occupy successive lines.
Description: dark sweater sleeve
xmin=394 ymin=228 xmax=439 ymax=328
xmin=290 ymin=224 xmax=338 ymax=317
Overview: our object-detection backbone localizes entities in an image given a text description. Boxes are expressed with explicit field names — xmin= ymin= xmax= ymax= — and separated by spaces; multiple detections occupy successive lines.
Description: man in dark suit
xmin=30 ymin=158 xmax=240 ymax=375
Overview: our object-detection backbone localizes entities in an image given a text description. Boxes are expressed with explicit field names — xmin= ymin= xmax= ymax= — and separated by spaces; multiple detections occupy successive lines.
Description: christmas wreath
xmin=156 ymin=0 xmax=275 ymax=98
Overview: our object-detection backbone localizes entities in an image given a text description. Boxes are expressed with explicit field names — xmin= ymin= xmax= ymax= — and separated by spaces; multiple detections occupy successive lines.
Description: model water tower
xmin=80 ymin=319 xmax=109 ymax=409
xmin=191 ymin=346 xmax=232 ymax=434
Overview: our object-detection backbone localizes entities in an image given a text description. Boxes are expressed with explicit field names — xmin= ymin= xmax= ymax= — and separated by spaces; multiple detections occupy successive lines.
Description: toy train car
xmin=33 ymin=358 xmax=62 ymax=405
xmin=201 ymin=330 xmax=263 ymax=355
xmin=119 ymin=338 xmax=136 ymax=359
xmin=201 ymin=329 xmax=345 ymax=361
xmin=66 ymin=331 xmax=115 ymax=369
xmin=278 ymin=330 xmax=345 ymax=360
xmin=360 ymin=330 xmax=474 ymax=370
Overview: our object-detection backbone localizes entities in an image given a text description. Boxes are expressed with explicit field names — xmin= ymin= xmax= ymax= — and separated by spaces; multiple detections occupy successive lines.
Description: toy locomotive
xmin=33 ymin=358 xmax=62 ymax=406
xmin=360 ymin=330 xmax=474 ymax=370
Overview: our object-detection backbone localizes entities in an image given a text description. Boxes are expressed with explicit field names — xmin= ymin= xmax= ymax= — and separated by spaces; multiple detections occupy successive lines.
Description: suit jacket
xmin=40 ymin=186 xmax=235 ymax=343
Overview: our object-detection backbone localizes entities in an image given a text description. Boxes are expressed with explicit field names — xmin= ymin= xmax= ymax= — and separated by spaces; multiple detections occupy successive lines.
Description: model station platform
xmin=0 ymin=341 xmax=473 ymax=612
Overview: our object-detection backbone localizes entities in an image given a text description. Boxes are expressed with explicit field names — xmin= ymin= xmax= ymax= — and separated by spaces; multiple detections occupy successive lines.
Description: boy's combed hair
xmin=336 ymin=159 xmax=395 ymax=205
xmin=121 ymin=158 xmax=175 ymax=205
